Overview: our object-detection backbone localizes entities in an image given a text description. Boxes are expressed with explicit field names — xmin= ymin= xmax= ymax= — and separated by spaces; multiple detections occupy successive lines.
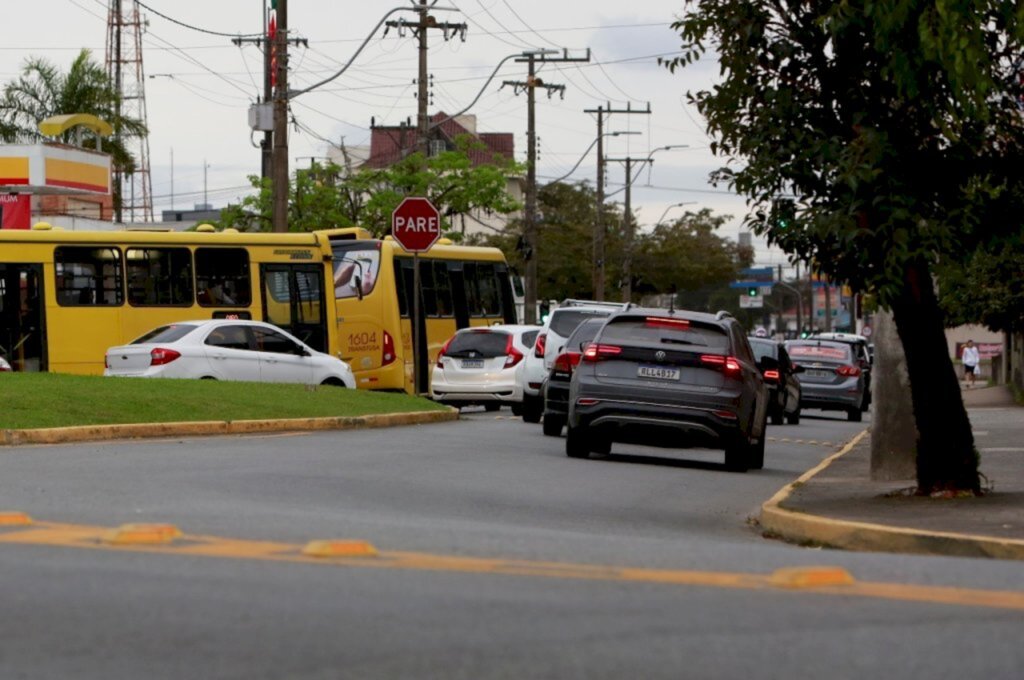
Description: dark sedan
xmin=748 ymin=337 xmax=803 ymax=425
xmin=542 ymin=317 xmax=607 ymax=437
xmin=784 ymin=339 xmax=866 ymax=422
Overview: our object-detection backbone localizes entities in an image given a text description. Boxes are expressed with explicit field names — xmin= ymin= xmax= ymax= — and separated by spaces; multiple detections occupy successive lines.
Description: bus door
xmin=396 ymin=258 xmax=430 ymax=394
xmin=260 ymin=264 xmax=328 ymax=353
xmin=447 ymin=261 xmax=471 ymax=330
xmin=0 ymin=264 xmax=46 ymax=372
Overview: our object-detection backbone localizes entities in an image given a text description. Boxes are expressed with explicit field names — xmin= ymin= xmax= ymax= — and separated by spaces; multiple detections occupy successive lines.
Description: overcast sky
xmin=1 ymin=0 xmax=789 ymax=268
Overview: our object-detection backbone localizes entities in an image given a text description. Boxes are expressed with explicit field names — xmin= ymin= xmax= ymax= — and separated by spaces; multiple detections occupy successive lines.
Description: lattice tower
xmin=105 ymin=0 xmax=153 ymax=222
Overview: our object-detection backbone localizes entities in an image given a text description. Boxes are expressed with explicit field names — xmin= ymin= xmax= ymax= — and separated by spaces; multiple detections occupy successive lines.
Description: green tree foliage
xmin=0 ymin=49 xmax=146 ymax=176
xmin=940 ymin=236 xmax=1024 ymax=334
xmin=219 ymin=136 xmax=522 ymax=236
xmin=665 ymin=1 xmax=1024 ymax=494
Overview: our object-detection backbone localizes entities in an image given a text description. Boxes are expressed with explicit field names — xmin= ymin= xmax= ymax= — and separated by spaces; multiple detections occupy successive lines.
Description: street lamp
xmin=654 ymin=201 xmax=697 ymax=226
xmin=547 ymin=130 xmax=641 ymax=186
xmin=605 ymin=144 xmax=689 ymax=198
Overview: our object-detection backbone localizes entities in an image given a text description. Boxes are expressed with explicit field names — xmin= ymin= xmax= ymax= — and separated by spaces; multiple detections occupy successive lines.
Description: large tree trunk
xmin=870 ymin=310 xmax=917 ymax=481
xmin=889 ymin=259 xmax=980 ymax=494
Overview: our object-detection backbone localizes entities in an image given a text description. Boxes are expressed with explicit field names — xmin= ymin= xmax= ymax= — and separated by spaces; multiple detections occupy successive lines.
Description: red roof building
xmin=364 ymin=113 xmax=514 ymax=168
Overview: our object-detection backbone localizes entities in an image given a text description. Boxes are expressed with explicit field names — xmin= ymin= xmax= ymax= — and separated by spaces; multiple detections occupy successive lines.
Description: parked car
xmin=541 ymin=317 xmax=607 ymax=437
xmin=430 ymin=325 xmax=537 ymax=410
xmin=566 ymin=308 xmax=769 ymax=472
xmin=104 ymin=320 xmax=355 ymax=387
xmin=784 ymin=339 xmax=866 ymax=421
xmin=748 ymin=337 xmax=803 ymax=425
xmin=806 ymin=331 xmax=872 ymax=410
xmin=519 ymin=299 xmax=627 ymax=423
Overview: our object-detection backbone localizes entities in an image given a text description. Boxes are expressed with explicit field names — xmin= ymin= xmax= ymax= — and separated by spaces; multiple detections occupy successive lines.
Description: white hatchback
xmin=430 ymin=325 xmax=538 ymax=410
xmin=104 ymin=320 xmax=355 ymax=387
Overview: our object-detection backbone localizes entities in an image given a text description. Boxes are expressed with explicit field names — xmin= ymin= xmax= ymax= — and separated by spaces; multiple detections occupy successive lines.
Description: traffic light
xmin=747 ymin=286 xmax=759 ymax=298
xmin=772 ymin=198 xmax=795 ymax=230
xmin=539 ymin=301 xmax=551 ymax=324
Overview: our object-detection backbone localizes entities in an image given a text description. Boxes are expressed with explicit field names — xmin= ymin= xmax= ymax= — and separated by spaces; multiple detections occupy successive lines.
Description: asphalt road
xmin=1 ymin=408 xmax=1022 ymax=679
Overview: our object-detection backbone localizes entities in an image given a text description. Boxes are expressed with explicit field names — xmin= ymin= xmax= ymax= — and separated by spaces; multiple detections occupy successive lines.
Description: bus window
xmin=475 ymin=263 xmax=500 ymax=316
xmin=54 ymin=246 xmax=124 ymax=306
xmin=433 ymin=261 xmax=454 ymax=317
xmin=196 ymin=248 xmax=251 ymax=306
xmin=420 ymin=260 xmax=437 ymax=317
xmin=333 ymin=248 xmax=380 ymax=299
xmin=126 ymin=248 xmax=193 ymax=306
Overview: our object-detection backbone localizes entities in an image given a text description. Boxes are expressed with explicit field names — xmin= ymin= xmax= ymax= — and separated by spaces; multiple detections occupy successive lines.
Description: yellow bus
xmin=0 ymin=223 xmax=341 ymax=375
xmin=330 ymin=233 xmax=518 ymax=392
xmin=0 ymin=224 xmax=517 ymax=392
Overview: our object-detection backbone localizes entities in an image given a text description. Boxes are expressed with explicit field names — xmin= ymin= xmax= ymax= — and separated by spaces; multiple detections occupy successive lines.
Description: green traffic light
xmin=748 ymin=287 xmax=759 ymax=297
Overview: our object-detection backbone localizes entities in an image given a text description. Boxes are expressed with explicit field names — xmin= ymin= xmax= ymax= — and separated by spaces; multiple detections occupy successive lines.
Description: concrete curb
xmin=1 ymin=409 xmax=459 ymax=447
xmin=760 ymin=429 xmax=1024 ymax=561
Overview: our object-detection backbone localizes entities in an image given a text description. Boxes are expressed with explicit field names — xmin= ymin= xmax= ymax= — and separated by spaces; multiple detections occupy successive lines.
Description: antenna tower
xmin=105 ymin=0 xmax=154 ymax=222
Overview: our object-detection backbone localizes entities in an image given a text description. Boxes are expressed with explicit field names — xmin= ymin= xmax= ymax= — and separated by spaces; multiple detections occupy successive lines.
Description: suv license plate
xmin=461 ymin=359 xmax=484 ymax=369
xmin=638 ymin=365 xmax=680 ymax=380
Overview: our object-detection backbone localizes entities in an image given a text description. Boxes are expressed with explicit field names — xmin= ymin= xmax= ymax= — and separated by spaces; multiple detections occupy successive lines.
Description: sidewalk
xmin=761 ymin=385 xmax=1024 ymax=560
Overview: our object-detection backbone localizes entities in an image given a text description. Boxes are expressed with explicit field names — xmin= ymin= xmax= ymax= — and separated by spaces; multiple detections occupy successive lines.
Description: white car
xmin=0 ymin=355 xmax=11 ymax=372
xmin=519 ymin=300 xmax=626 ymax=422
xmin=430 ymin=324 xmax=539 ymax=410
xmin=104 ymin=319 xmax=355 ymax=387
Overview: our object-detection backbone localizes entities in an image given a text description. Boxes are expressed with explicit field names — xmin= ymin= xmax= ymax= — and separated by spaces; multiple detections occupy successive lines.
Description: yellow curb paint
xmin=0 ymin=409 xmax=459 ymax=447
xmin=102 ymin=523 xmax=182 ymax=545
xmin=0 ymin=511 xmax=33 ymax=526
xmin=769 ymin=566 xmax=855 ymax=589
xmin=760 ymin=429 xmax=1024 ymax=561
xmin=2 ymin=520 xmax=1024 ymax=611
xmin=302 ymin=539 xmax=379 ymax=559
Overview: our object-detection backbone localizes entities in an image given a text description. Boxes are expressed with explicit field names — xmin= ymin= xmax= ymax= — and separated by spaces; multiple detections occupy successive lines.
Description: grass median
xmin=0 ymin=373 xmax=448 ymax=430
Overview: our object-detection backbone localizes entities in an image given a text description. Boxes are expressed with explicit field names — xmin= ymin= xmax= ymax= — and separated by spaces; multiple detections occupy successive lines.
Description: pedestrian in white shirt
xmin=961 ymin=340 xmax=980 ymax=388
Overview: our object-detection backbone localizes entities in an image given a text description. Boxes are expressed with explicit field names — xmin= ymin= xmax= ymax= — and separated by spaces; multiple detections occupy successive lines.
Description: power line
xmin=135 ymin=0 xmax=261 ymax=39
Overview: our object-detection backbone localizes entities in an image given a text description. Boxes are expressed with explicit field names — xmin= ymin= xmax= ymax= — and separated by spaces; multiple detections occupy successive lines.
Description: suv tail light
xmin=763 ymin=369 xmax=780 ymax=382
xmin=382 ymin=330 xmax=396 ymax=366
xmin=504 ymin=334 xmax=524 ymax=368
xmin=836 ymin=364 xmax=862 ymax=377
xmin=582 ymin=344 xmax=622 ymax=362
xmin=552 ymin=351 xmax=582 ymax=374
xmin=534 ymin=332 xmax=547 ymax=358
xmin=701 ymin=354 xmax=742 ymax=378
xmin=150 ymin=348 xmax=181 ymax=366
xmin=436 ymin=336 xmax=454 ymax=368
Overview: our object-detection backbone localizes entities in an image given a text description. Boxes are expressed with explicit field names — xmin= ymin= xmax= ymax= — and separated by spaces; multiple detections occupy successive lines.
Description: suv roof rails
xmin=560 ymin=298 xmax=628 ymax=309
xmin=715 ymin=310 xmax=734 ymax=320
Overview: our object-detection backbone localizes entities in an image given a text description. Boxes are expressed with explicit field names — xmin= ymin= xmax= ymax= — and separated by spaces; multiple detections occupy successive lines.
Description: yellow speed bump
xmin=770 ymin=565 xmax=855 ymax=589
xmin=0 ymin=511 xmax=33 ymax=526
xmin=102 ymin=523 xmax=183 ymax=546
xmin=302 ymin=539 xmax=378 ymax=559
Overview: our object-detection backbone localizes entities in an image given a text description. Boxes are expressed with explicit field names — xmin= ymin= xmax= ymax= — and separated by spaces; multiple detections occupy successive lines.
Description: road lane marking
xmin=1 ymin=520 xmax=1023 ymax=612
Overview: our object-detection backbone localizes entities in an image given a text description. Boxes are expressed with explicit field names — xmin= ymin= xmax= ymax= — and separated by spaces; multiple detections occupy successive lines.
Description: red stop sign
xmin=391 ymin=197 xmax=441 ymax=253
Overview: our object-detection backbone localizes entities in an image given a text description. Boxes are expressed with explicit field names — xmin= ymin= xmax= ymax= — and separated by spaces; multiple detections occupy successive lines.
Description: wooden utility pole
xmin=504 ymin=49 xmax=589 ymax=323
xmin=384 ymin=4 xmax=467 ymax=153
xmin=271 ymin=0 xmax=289 ymax=232
xmin=605 ymin=155 xmax=652 ymax=302
xmin=583 ymin=102 xmax=650 ymax=300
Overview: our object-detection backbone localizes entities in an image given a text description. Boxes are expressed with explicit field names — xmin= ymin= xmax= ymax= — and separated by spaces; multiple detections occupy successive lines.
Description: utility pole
xmin=233 ymin=0 xmax=305 ymax=182
xmin=504 ymin=49 xmax=590 ymax=323
xmin=583 ymin=102 xmax=650 ymax=300
xmin=605 ymin=155 xmax=652 ymax=302
xmin=385 ymin=3 xmax=467 ymax=153
xmin=271 ymin=0 xmax=289 ymax=232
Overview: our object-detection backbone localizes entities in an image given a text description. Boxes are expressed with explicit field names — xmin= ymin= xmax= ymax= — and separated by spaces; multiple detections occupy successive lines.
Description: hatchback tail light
xmin=552 ymin=351 xmax=582 ymax=374
xmin=836 ymin=364 xmax=862 ymax=377
xmin=382 ymin=330 xmax=396 ymax=366
xmin=150 ymin=348 xmax=181 ymax=366
xmin=581 ymin=344 xmax=622 ymax=362
xmin=436 ymin=336 xmax=455 ymax=368
xmin=701 ymin=354 xmax=742 ymax=378
xmin=534 ymin=332 xmax=547 ymax=358
xmin=504 ymin=334 xmax=524 ymax=368
xmin=763 ymin=369 xmax=780 ymax=382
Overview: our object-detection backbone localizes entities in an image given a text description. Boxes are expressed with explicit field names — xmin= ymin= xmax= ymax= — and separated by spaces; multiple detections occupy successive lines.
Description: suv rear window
xmin=550 ymin=310 xmax=611 ymax=337
xmin=132 ymin=323 xmax=198 ymax=344
xmin=446 ymin=330 xmax=510 ymax=358
xmin=600 ymin=317 xmax=730 ymax=351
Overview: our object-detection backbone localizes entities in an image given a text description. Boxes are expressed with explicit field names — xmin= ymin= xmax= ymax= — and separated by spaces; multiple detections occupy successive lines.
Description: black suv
xmin=566 ymin=308 xmax=769 ymax=471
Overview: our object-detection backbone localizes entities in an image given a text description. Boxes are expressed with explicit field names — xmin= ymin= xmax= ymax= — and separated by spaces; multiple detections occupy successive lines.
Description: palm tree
xmin=0 ymin=49 xmax=146 ymax=200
